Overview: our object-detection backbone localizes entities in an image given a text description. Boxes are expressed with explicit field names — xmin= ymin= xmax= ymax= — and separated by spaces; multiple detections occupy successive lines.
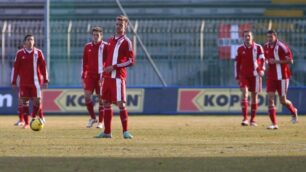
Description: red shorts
xmin=239 ymin=76 xmax=262 ymax=92
xmin=83 ymin=74 xmax=100 ymax=95
xmin=266 ymin=79 xmax=289 ymax=97
xmin=19 ymin=85 xmax=41 ymax=98
xmin=101 ymin=78 xmax=126 ymax=103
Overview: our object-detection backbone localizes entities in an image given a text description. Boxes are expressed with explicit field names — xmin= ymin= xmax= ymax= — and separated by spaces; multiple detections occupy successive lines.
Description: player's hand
xmin=42 ymin=83 xmax=48 ymax=89
xmin=104 ymin=66 xmax=114 ymax=74
xmin=258 ymin=70 xmax=264 ymax=77
xmin=12 ymin=84 xmax=18 ymax=91
xmin=268 ymin=59 xmax=276 ymax=64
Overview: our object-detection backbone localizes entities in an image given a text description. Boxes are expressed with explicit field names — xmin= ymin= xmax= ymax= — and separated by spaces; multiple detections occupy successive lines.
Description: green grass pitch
xmin=0 ymin=115 xmax=306 ymax=172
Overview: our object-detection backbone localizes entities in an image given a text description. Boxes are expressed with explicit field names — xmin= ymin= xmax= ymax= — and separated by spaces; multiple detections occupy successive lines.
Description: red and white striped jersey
xmin=264 ymin=40 xmax=292 ymax=80
xmin=11 ymin=48 xmax=48 ymax=86
xmin=103 ymin=35 xmax=135 ymax=80
xmin=234 ymin=42 xmax=265 ymax=79
xmin=82 ymin=41 xmax=107 ymax=79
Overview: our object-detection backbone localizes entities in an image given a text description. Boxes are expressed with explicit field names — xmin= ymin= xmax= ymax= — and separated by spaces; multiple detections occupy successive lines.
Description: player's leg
xmin=97 ymin=96 xmax=104 ymax=129
xmin=96 ymin=78 xmax=113 ymax=138
xmin=266 ymin=79 xmax=278 ymax=129
xmin=250 ymin=92 xmax=258 ymax=126
xmin=115 ymin=79 xmax=133 ymax=139
xmin=250 ymin=76 xmax=261 ymax=126
xmin=267 ymin=92 xmax=278 ymax=129
xmin=117 ymin=101 xmax=133 ymax=139
xmin=240 ymin=87 xmax=249 ymax=126
xmin=21 ymin=98 xmax=30 ymax=129
xmin=19 ymin=86 xmax=31 ymax=128
xmin=83 ymin=77 xmax=97 ymax=128
xmin=278 ymin=79 xmax=298 ymax=123
xmin=96 ymin=99 xmax=112 ymax=138
xmin=96 ymin=77 xmax=104 ymax=128
xmin=14 ymin=98 xmax=25 ymax=126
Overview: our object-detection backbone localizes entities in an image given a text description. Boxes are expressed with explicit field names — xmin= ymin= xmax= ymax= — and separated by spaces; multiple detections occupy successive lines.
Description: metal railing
xmin=1 ymin=18 xmax=306 ymax=87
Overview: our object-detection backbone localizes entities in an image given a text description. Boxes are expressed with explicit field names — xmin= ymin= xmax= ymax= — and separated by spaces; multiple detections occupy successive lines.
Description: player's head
xmin=24 ymin=34 xmax=35 ymax=49
xmin=243 ymin=30 xmax=253 ymax=45
xmin=116 ymin=15 xmax=128 ymax=35
xmin=91 ymin=26 xmax=103 ymax=43
xmin=266 ymin=30 xmax=277 ymax=43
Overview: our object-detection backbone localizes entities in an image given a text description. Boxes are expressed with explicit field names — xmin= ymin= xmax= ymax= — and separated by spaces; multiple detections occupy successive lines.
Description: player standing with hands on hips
xmin=11 ymin=34 xmax=48 ymax=129
xmin=96 ymin=15 xmax=135 ymax=139
xmin=264 ymin=30 xmax=298 ymax=130
xmin=234 ymin=30 xmax=265 ymax=127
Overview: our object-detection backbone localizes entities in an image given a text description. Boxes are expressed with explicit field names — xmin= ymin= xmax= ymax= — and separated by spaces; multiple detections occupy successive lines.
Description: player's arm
xmin=81 ymin=46 xmax=88 ymax=79
xmin=11 ymin=53 xmax=20 ymax=89
xmin=234 ymin=50 xmax=240 ymax=80
xmin=257 ymin=46 xmax=265 ymax=77
xmin=38 ymin=51 xmax=49 ymax=88
xmin=113 ymin=42 xmax=135 ymax=69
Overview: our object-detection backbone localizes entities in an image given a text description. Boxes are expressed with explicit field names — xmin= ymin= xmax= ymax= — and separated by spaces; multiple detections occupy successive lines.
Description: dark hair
xmin=267 ymin=30 xmax=277 ymax=36
xmin=91 ymin=26 xmax=103 ymax=34
xmin=243 ymin=30 xmax=253 ymax=35
xmin=24 ymin=34 xmax=34 ymax=42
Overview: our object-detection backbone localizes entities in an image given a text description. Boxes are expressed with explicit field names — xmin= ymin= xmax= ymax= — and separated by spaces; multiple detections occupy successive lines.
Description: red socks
xmin=86 ymin=101 xmax=96 ymax=119
xmin=32 ymin=105 xmax=40 ymax=118
xmin=286 ymin=103 xmax=297 ymax=117
xmin=119 ymin=108 xmax=128 ymax=132
xmin=98 ymin=105 xmax=104 ymax=123
xmin=268 ymin=106 xmax=277 ymax=125
xmin=18 ymin=105 xmax=24 ymax=122
xmin=104 ymin=107 xmax=113 ymax=134
xmin=241 ymin=99 xmax=248 ymax=120
xmin=251 ymin=104 xmax=258 ymax=122
xmin=22 ymin=105 xmax=30 ymax=125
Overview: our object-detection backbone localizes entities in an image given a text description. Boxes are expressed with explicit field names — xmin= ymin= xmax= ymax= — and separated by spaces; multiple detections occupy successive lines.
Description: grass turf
xmin=0 ymin=115 xmax=305 ymax=172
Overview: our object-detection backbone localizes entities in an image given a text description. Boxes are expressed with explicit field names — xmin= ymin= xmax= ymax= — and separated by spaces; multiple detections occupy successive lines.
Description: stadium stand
xmin=0 ymin=0 xmax=306 ymax=87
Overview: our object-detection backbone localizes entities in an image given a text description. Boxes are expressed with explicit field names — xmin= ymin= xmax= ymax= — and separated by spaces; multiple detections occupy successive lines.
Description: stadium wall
xmin=0 ymin=87 xmax=304 ymax=115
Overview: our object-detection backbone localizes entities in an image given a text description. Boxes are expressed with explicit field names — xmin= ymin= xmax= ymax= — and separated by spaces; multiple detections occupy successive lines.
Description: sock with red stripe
xmin=119 ymin=108 xmax=128 ymax=132
xmin=286 ymin=103 xmax=297 ymax=117
xmin=104 ymin=107 xmax=113 ymax=134
xmin=32 ymin=104 xmax=40 ymax=118
xmin=268 ymin=106 xmax=277 ymax=125
xmin=241 ymin=99 xmax=248 ymax=121
xmin=251 ymin=104 xmax=258 ymax=122
xmin=98 ymin=104 xmax=104 ymax=123
xmin=85 ymin=100 xmax=96 ymax=119
xmin=18 ymin=104 xmax=24 ymax=122
xmin=23 ymin=105 xmax=30 ymax=125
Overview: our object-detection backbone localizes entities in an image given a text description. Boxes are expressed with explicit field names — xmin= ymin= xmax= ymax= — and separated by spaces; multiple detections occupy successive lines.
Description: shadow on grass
xmin=0 ymin=156 xmax=306 ymax=172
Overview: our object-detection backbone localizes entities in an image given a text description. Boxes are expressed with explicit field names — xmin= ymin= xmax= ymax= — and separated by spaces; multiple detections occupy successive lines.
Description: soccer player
xmin=96 ymin=15 xmax=135 ymax=139
xmin=234 ymin=30 xmax=265 ymax=126
xmin=82 ymin=26 xmax=107 ymax=128
xmin=11 ymin=34 xmax=48 ymax=129
xmin=264 ymin=30 xmax=298 ymax=130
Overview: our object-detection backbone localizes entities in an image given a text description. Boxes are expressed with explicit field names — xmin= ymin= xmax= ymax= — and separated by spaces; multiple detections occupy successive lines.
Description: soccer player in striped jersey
xmin=82 ymin=26 xmax=108 ymax=128
xmin=96 ymin=15 xmax=135 ymax=139
xmin=264 ymin=30 xmax=298 ymax=130
xmin=234 ymin=30 xmax=265 ymax=127
xmin=11 ymin=34 xmax=48 ymax=129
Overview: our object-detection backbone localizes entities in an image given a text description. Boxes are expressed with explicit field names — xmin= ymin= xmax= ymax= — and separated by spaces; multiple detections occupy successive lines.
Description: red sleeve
xmin=257 ymin=45 xmax=265 ymax=71
xmin=234 ymin=49 xmax=240 ymax=80
xmin=113 ymin=40 xmax=135 ymax=69
xmin=82 ymin=45 xmax=88 ymax=79
xmin=279 ymin=44 xmax=292 ymax=60
xmin=38 ymin=51 xmax=48 ymax=83
xmin=11 ymin=53 xmax=20 ymax=85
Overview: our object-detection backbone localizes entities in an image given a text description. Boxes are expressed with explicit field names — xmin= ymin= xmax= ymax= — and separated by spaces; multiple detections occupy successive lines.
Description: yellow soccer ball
xmin=30 ymin=118 xmax=44 ymax=131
